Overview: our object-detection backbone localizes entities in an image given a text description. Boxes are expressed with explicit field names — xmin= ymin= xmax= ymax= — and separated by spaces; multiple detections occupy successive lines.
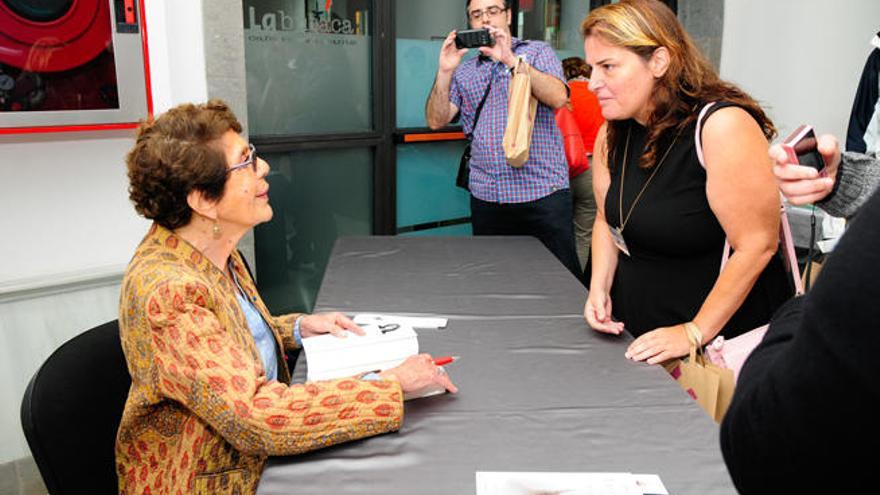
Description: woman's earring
xmin=212 ymin=221 xmax=222 ymax=239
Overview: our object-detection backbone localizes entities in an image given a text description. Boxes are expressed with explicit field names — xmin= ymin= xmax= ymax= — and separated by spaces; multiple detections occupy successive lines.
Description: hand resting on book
xmin=301 ymin=312 xmax=366 ymax=338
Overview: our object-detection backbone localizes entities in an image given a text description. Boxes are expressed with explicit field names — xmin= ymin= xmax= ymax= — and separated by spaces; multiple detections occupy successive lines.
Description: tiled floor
xmin=0 ymin=457 xmax=46 ymax=495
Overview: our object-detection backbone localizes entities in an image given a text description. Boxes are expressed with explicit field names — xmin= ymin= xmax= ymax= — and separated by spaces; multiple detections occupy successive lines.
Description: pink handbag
xmin=693 ymin=103 xmax=805 ymax=381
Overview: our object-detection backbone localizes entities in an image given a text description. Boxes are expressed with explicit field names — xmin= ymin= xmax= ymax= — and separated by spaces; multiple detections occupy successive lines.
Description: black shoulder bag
xmin=456 ymin=78 xmax=494 ymax=191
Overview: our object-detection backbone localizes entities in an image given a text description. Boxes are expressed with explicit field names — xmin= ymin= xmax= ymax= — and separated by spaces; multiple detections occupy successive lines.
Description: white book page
xmin=476 ymin=472 xmax=643 ymax=495
xmin=303 ymin=323 xmax=418 ymax=381
xmin=353 ymin=313 xmax=448 ymax=329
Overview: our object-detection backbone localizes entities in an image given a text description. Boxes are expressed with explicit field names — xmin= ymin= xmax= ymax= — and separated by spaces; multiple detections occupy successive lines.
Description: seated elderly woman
xmin=116 ymin=100 xmax=457 ymax=494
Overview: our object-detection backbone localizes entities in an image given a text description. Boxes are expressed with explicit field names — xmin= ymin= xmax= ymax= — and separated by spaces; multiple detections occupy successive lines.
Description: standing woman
xmin=581 ymin=0 xmax=791 ymax=363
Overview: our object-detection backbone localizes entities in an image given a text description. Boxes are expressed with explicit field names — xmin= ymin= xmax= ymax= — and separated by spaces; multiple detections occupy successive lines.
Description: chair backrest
xmin=20 ymin=320 xmax=131 ymax=494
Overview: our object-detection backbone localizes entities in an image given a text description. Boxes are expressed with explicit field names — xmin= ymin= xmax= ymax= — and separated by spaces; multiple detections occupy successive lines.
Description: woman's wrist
xmin=683 ymin=321 xmax=704 ymax=346
xmin=588 ymin=278 xmax=609 ymax=294
xmin=293 ymin=315 xmax=306 ymax=343
xmin=377 ymin=370 xmax=400 ymax=383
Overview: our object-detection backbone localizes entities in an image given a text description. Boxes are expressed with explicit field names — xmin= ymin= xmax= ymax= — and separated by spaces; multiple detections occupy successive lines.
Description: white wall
xmin=0 ymin=0 xmax=207 ymax=464
xmin=720 ymin=0 xmax=880 ymax=142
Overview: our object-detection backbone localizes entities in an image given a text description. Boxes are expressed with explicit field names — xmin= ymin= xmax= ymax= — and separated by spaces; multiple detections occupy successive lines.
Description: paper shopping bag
xmin=503 ymin=57 xmax=538 ymax=168
xmin=664 ymin=328 xmax=734 ymax=423
xmin=802 ymin=259 xmax=823 ymax=289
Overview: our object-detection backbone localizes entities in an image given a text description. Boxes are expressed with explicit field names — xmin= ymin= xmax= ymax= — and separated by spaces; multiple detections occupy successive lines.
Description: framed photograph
xmin=0 ymin=0 xmax=152 ymax=134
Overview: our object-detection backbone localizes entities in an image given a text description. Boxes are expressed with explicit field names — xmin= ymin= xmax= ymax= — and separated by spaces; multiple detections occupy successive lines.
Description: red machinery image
xmin=0 ymin=0 xmax=149 ymax=132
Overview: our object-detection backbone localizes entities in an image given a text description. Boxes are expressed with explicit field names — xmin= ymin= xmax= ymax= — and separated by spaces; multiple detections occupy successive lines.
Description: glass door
xmin=245 ymin=0 xmax=384 ymax=313
xmin=394 ymin=1 xmax=472 ymax=236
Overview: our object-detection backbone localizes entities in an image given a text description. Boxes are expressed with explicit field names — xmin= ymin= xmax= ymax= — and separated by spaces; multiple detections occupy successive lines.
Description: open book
xmin=303 ymin=321 xmax=418 ymax=381
xmin=302 ymin=314 xmax=450 ymax=400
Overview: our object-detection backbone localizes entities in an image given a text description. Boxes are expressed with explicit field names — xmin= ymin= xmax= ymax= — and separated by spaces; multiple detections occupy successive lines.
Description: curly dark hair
xmin=126 ymin=99 xmax=242 ymax=229
xmin=581 ymin=0 xmax=776 ymax=170
xmin=562 ymin=57 xmax=592 ymax=81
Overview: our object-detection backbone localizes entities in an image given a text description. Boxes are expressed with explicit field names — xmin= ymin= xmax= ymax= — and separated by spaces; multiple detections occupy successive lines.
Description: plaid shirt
xmin=450 ymin=38 xmax=569 ymax=203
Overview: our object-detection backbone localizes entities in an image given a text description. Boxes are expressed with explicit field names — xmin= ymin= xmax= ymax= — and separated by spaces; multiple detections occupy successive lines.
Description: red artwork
xmin=0 ymin=0 xmax=119 ymax=111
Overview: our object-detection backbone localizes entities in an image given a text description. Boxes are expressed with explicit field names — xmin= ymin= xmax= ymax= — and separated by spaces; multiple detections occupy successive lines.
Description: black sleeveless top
xmin=605 ymin=104 xmax=791 ymax=338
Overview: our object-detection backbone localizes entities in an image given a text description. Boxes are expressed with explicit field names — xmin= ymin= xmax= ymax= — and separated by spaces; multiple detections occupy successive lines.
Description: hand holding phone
xmin=781 ymin=124 xmax=826 ymax=174
xmin=772 ymin=126 xmax=839 ymax=206
xmin=454 ymin=28 xmax=495 ymax=49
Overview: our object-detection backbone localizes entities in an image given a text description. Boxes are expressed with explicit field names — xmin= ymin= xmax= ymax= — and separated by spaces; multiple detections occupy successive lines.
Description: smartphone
xmin=454 ymin=28 xmax=495 ymax=49
xmin=781 ymin=124 xmax=826 ymax=173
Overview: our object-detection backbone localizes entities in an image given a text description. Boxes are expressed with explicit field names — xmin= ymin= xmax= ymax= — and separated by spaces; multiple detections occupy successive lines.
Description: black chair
xmin=21 ymin=320 xmax=131 ymax=494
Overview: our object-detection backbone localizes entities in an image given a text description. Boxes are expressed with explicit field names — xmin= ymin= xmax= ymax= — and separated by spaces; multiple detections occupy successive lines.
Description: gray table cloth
xmin=257 ymin=236 xmax=736 ymax=494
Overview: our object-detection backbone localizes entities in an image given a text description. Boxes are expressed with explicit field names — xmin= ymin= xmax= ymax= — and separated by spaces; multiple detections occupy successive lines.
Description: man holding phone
xmin=425 ymin=0 xmax=581 ymax=280
xmin=771 ymin=132 xmax=880 ymax=218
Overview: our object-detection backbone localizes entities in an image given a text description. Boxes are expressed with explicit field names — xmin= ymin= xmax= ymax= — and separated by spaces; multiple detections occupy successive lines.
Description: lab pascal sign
xmin=245 ymin=5 xmax=359 ymax=35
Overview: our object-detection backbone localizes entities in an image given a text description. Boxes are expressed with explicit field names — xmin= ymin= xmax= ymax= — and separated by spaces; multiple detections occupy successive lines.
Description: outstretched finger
xmin=789 ymin=190 xmax=835 ymax=206
xmin=590 ymin=318 xmax=623 ymax=335
xmin=335 ymin=313 xmax=364 ymax=335
xmin=435 ymin=369 xmax=458 ymax=393
xmin=647 ymin=350 xmax=675 ymax=365
xmin=628 ymin=343 xmax=662 ymax=363
xmin=779 ymin=176 xmax=832 ymax=197
xmin=773 ymin=163 xmax=820 ymax=181
xmin=328 ymin=324 xmax=348 ymax=338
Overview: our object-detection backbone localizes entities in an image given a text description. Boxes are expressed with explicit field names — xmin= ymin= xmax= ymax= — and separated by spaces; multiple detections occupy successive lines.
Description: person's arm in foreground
xmin=771 ymin=133 xmax=880 ymax=218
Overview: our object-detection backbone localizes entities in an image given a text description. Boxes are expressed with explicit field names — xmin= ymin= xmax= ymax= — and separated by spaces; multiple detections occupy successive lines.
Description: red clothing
xmin=568 ymin=80 xmax=604 ymax=153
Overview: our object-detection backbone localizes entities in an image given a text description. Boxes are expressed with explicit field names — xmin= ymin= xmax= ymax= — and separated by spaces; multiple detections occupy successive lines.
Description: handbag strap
xmin=467 ymin=73 xmax=494 ymax=140
xmin=694 ymin=102 xmax=805 ymax=296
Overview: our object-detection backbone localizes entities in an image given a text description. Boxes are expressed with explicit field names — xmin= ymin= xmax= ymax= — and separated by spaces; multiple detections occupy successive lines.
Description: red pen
xmin=433 ymin=355 xmax=458 ymax=366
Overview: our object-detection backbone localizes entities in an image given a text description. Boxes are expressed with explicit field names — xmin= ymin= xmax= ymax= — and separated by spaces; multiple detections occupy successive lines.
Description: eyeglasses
xmin=227 ymin=144 xmax=257 ymax=174
xmin=467 ymin=5 xmax=507 ymax=21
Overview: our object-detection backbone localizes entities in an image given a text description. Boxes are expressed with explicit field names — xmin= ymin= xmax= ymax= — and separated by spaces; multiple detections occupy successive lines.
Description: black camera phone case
xmin=455 ymin=29 xmax=495 ymax=49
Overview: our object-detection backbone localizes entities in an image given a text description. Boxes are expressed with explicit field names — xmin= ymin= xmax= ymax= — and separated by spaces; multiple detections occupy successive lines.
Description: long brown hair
xmin=581 ymin=0 xmax=775 ymax=169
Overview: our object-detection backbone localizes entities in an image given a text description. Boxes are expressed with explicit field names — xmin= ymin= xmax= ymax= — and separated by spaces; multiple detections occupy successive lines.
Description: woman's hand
xmin=584 ymin=290 xmax=624 ymax=335
xmin=770 ymin=134 xmax=841 ymax=206
xmin=300 ymin=312 xmax=365 ymax=339
xmin=380 ymin=354 xmax=459 ymax=395
xmin=625 ymin=325 xmax=692 ymax=364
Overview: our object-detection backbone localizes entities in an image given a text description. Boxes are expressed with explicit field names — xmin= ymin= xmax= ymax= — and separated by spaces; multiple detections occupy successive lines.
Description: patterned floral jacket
xmin=116 ymin=224 xmax=403 ymax=494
